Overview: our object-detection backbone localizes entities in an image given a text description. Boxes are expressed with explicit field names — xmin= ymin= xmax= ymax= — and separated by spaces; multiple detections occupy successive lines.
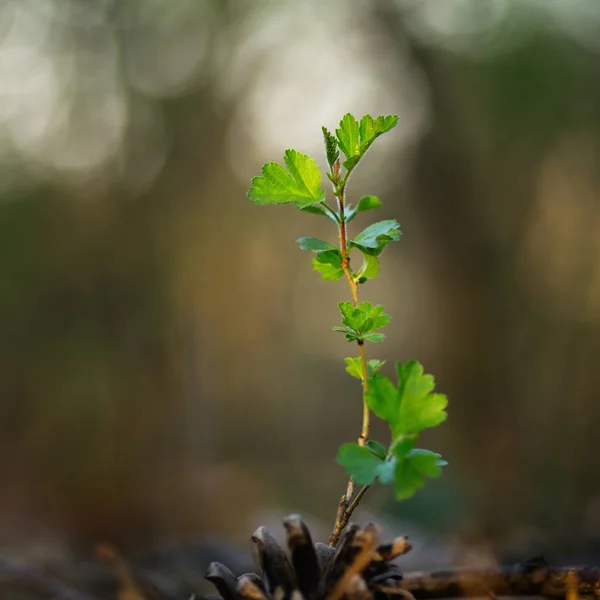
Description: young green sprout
xmin=247 ymin=113 xmax=448 ymax=546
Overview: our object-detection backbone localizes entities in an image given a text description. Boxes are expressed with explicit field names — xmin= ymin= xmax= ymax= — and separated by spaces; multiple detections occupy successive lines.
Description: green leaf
xmin=358 ymin=115 xmax=399 ymax=154
xmin=344 ymin=357 xmax=363 ymax=380
xmin=394 ymin=436 xmax=416 ymax=457
xmin=368 ymin=359 xmax=386 ymax=377
xmin=346 ymin=196 xmax=382 ymax=223
xmin=336 ymin=113 xmax=360 ymax=166
xmin=395 ymin=361 xmax=448 ymax=436
xmin=322 ymin=126 xmax=339 ymax=168
xmin=337 ymin=443 xmax=403 ymax=485
xmin=366 ymin=440 xmax=387 ymax=460
xmin=365 ymin=361 xmax=448 ymax=442
xmin=342 ymin=155 xmax=361 ymax=172
xmin=334 ymin=301 xmax=391 ymax=343
xmin=312 ymin=250 xmax=344 ymax=280
xmin=340 ymin=302 xmax=390 ymax=331
xmin=248 ymin=149 xmax=326 ymax=208
xmin=354 ymin=196 xmax=383 ymax=219
xmin=300 ymin=204 xmax=339 ymax=224
xmin=363 ymin=332 xmax=386 ymax=343
xmin=333 ymin=325 xmax=359 ymax=341
xmin=336 ymin=443 xmax=383 ymax=485
xmin=335 ymin=114 xmax=398 ymax=172
xmin=339 ymin=301 xmax=355 ymax=322
xmin=365 ymin=304 xmax=391 ymax=330
xmin=350 ymin=220 xmax=401 ymax=255
xmin=394 ymin=448 xmax=447 ymax=500
xmin=365 ymin=374 xmax=399 ymax=426
xmin=355 ymin=253 xmax=380 ymax=281
xmin=376 ymin=457 xmax=397 ymax=484
xmin=344 ymin=357 xmax=386 ymax=380
xmin=297 ymin=237 xmax=337 ymax=253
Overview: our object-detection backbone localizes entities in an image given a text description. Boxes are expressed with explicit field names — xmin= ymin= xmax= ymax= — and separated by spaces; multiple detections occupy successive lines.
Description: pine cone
xmin=205 ymin=515 xmax=413 ymax=600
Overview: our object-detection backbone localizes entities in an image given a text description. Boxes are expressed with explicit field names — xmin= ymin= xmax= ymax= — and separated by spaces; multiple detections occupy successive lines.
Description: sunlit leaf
xmin=248 ymin=149 xmax=326 ymax=207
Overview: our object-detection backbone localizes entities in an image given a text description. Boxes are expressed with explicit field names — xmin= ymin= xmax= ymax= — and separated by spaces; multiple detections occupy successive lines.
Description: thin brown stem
xmin=333 ymin=484 xmax=370 ymax=540
xmin=329 ymin=169 xmax=374 ymax=545
xmin=337 ymin=187 xmax=359 ymax=306
xmin=343 ymin=269 xmax=359 ymax=305
xmin=336 ymin=184 xmax=348 ymax=253
xmin=358 ymin=342 xmax=370 ymax=444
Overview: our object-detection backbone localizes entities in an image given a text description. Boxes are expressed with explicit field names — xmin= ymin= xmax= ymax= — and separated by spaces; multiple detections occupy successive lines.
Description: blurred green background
xmin=1 ymin=0 xmax=600 ymax=572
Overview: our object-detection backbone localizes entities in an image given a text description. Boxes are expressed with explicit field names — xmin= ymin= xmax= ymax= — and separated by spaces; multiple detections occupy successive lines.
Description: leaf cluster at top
xmin=247 ymin=112 xmax=398 ymax=217
xmin=247 ymin=113 xmax=401 ymax=284
xmin=336 ymin=113 xmax=398 ymax=172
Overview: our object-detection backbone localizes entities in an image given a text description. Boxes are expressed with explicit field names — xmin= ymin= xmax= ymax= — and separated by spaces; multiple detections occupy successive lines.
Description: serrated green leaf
xmin=345 ymin=357 xmax=386 ymax=380
xmin=339 ymin=301 xmax=355 ymax=322
xmin=395 ymin=361 xmax=448 ymax=436
xmin=363 ymin=332 xmax=386 ymax=343
xmin=336 ymin=443 xmax=383 ymax=485
xmin=335 ymin=114 xmax=398 ymax=173
xmin=335 ymin=331 xmax=361 ymax=343
xmin=366 ymin=304 xmax=391 ymax=330
xmin=356 ymin=253 xmax=380 ymax=281
xmin=359 ymin=114 xmax=399 ymax=154
xmin=344 ymin=357 xmax=363 ymax=380
xmin=366 ymin=440 xmax=387 ymax=460
xmin=366 ymin=361 xmax=448 ymax=442
xmin=365 ymin=374 xmax=399 ymax=426
xmin=394 ymin=448 xmax=447 ymax=500
xmin=335 ymin=301 xmax=390 ymax=343
xmin=248 ymin=149 xmax=326 ymax=207
xmin=322 ymin=126 xmax=339 ymax=168
xmin=312 ymin=250 xmax=344 ymax=280
xmin=333 ymin=325 xmax=357 ymax=337
xmin=337 ymin=443 xmax=403 ymax=485
xmin=297 ymin=237 xmax=337 ymax=253
xmin=336 ymin=113 xmax=360 ymax=165
xmin=350 ymin=220 xmax=401 ymax=255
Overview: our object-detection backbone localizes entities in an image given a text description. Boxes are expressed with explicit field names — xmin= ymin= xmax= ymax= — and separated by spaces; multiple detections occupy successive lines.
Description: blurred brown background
xmin=1 ymin=0 xmax=600 ymax=573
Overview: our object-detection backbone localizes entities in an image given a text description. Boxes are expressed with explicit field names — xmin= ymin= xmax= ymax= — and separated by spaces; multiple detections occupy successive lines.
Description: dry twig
xmin=402 ymin=559 xmax=600 ymax=599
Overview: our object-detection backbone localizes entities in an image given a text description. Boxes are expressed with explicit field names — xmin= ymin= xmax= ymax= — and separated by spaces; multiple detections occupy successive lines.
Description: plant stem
xmin=328 ymin=484 xmax=371 ymax=546
xmin=329 ymin=169 xmax=372 ymax=546
xmin=358 ymin=342 xmax=370 ymax=443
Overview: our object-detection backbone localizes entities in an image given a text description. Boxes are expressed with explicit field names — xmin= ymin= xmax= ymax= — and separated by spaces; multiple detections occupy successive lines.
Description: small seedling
xmin=247 ymin=113 xmax=448 ymax=546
